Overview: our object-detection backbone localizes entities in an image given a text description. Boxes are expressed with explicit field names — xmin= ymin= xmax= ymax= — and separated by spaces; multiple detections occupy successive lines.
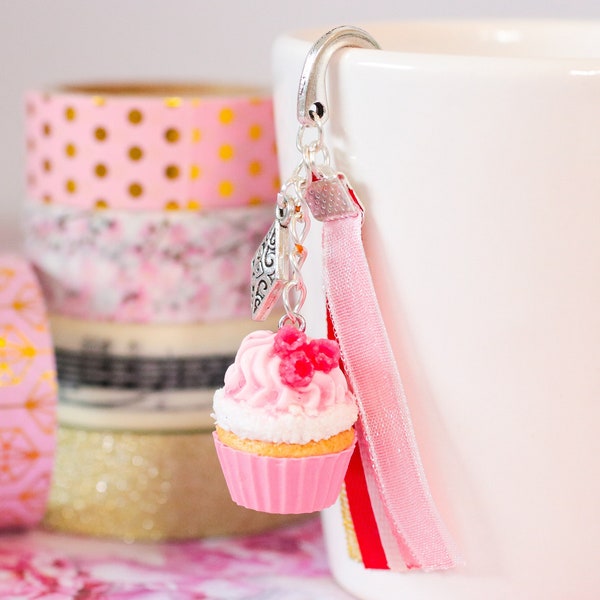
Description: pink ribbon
xmin=313 ymin=174 xmax=461 ymax=570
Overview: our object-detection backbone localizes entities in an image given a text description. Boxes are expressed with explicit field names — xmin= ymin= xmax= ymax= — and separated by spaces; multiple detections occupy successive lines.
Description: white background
xmin=1 ymin=0 xmax=599 ymax=249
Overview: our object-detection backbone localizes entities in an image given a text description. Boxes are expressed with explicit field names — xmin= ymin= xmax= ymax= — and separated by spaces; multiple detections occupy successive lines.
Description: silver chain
xmin=277 ymin=117 xmax=331 ymax=331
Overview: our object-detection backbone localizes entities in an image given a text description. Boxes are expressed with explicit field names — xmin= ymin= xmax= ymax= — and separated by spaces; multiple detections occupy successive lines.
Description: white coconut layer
xmin=213 ymin=387 xmax=358 ymax=445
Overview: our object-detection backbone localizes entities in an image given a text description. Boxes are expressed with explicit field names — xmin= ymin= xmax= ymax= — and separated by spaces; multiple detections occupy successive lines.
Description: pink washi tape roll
xmin=25 ymin=84 xmax=280 ymax=211
xmin=0 ymin=255 xmax=57 ymax=530
xmin=24 ymin=198 xmax=273 ymax=323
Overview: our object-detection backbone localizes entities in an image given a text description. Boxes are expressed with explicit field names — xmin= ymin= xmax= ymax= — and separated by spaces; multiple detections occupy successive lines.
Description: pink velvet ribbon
xmin=317 ymin=178 xmax=461 ymax=571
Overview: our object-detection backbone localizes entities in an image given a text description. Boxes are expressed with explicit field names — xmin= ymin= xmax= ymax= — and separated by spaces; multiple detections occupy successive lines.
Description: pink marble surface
xmin=0 ymin=518 xmax=355 ymax=599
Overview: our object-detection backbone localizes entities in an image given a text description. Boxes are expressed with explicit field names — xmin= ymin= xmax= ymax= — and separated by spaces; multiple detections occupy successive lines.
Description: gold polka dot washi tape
xmin=0 ymin=254 xmax=58 ymax=531
xmin=25 ymin=84 xmax=280 ymax=211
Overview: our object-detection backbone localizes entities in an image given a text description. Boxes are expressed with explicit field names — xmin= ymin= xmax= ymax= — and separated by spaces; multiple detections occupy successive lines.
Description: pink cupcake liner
xmin=213 ymin=432 xmax=356 ymax=514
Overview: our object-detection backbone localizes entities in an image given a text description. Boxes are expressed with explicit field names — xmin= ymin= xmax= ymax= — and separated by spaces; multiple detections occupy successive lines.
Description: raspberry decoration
xmin=274 ymin=325 xmax=341 ymax=389
xmin=279 ymin=350 xmax=315 ymax=388
xmin=273 ymin=325 xmax=306 ymax=356
xmin=307 ymin=338 xmax=340 ymax=373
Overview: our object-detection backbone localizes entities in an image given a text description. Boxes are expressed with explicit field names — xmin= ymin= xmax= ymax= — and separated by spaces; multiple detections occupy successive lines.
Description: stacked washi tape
xmin=20 ymin=84 xmax=295 ymax=540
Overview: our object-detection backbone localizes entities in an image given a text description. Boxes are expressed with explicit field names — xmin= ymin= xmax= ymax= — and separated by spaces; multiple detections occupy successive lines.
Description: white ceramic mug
xmin=273 ymin=20 xmax=600 ymax=600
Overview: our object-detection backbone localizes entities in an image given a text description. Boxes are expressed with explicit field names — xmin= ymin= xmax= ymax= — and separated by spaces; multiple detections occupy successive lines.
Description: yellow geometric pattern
xmin=7 ymin=282 xmax=47 ymax=330
xmin=0 ymin=427 xmax=39 ymax=484
xmin=0 ymin=324 xmax=46 ymax=387
xmin=18 ymin=471 xmax=50 ymax=511
xmin=24 ymin=371 xmax=57 ymax=433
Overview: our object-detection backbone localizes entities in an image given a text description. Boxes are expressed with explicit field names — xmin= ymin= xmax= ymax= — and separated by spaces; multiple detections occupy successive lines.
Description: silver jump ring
xmin=282 ymin=280 xmax=306 ymax=319
xmin=296 ymin=121 xmax=324 ymax=153
xmin=279 ymin=312 xmax=306 ymax=332
xmin=302 ymin=142 xmax=330 ymax=170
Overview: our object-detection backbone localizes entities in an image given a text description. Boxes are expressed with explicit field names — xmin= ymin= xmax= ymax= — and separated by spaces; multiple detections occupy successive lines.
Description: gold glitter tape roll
xmin=44 ymin=426 xmax=308 ymax=541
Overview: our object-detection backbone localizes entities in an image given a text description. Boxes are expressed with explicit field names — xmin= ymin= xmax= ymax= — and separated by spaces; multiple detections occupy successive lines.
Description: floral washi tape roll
xmin=25 ymin=84 xmax=280 ymax=211
xmin=24 ymin=199 xmax=273 ymax=323
xmin=48 ymin=313 xmax=281 ymax=431
xmin=0 ymin=255 xmax=57 ymax=530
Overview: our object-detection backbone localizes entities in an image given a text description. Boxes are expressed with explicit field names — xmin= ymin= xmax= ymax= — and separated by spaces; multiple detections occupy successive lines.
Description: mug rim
xmin=277 ymin=19 xmax=600 ymax=67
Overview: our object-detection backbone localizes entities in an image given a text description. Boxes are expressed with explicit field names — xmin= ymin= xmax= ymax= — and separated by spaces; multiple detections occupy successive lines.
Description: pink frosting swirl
xmin=222 ymin=330 xmax=354 ymax=417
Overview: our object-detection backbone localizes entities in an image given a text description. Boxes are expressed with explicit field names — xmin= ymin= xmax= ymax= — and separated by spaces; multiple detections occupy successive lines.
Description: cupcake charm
xmin=213 ymin=57 xmax=359 ymax=512
xmin=212 ymin=326 xmax=357 ymax=514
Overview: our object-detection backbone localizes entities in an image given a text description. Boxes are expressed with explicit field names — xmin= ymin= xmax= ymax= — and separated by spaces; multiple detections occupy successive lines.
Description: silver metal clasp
xmin=304 ymin=165 xmax=364 ymax=222
xmin=297 ymin=25 xmax=380 ymax=126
